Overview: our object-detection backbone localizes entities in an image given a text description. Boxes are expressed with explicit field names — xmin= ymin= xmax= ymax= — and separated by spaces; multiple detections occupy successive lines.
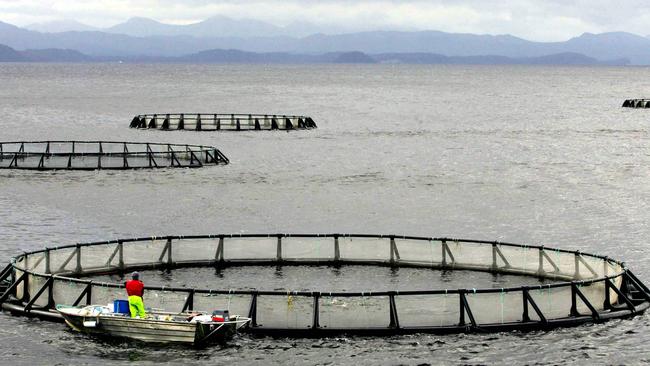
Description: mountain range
xmin=2 ymin=18 xmax=650 ymax=64
xmin=25 ymin=16 xmax=337 ymax=38
xmin=0 ymin=42 xmax=629 ymax=66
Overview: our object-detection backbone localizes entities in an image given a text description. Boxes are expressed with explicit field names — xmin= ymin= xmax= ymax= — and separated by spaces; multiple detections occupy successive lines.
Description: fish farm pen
xmin=130 ymin=114 xmax=317 ymax=131
xmin=1 ymin=234 xmax=649 ymax=336
xmin=0 ymin=141 xmax=229 ymax=170
xmin=622 ymin=99 xmax=650 ymax=108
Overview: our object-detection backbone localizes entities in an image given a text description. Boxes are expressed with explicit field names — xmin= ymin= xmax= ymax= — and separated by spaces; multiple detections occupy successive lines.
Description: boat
xmin=56 ymin=304 xmax=251 ymax=347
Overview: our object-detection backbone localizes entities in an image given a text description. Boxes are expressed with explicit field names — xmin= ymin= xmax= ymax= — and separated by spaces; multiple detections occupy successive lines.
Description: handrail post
xmin=25 ymin=276 xmax=53 ymax=312
xmin=182 ymin=289 xmax=195 ymax=312
xmin=44 ymin=249 xmax=50 ymax=274
xmin=334 ymin=235 xmax=340 ymax=262
xmin=570 ymin=283 xmax=579 ymax=317
xmin=389 ymin=293 xmax=400 ymax=329
xmin=47 ymin=275 xmax=54 ymax=309
xmin=21 ymin=271 xmax=30 ymax=303
xmin=118 ymin=241 xmax=124 ymax=271
xmin=0 ymin=272 xmax=27 ymax=304
xmin=458 ymin=290 xmax=465 ymax=326
xmin=604 ymin=280 xmax=611 ymax=310
xmin=522 ymin=287 xmax=530 ymax=322
xmin=389 ymin=236 xmax=400 ymax=264
xmin=168 ymin=238 xmax=173 ymax=265
xmin=72 ymin=281 xmax=92 ymax=306
xmin=248 ymin=293 xmax=258 ymax=327
xmin=75 ymin=244 xmax=82 ymax=274
xmin=312 ymin=293 xmax=320 ymax=330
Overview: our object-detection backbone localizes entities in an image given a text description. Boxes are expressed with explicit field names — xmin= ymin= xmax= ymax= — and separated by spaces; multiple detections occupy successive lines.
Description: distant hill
xmin=374 ymin=52 xmax=629 ymax=66
xmin=26 ymin=19 xmax=98 ymax=33
xmin=0 ymin=44 xmax=25 ymax=61
xmin=293 ymin=31 xmax=650 ymax=64
xmin=333 ymin=51 xmax=376 ymax=63
xmin=175 ymin=49 xmax=377 ymax=63
xmin=0 ymin=44 xmax=89 ymax=62
xmin=179 ymin=50 xmax=626 ymax=65
xmin=558 ymin=32 xmax=650 ymax=64
xmin=106 ymin=16 xmax=289 ymax=38
xmin=0 ymin=43 xmax=633 ymax=65
xmin=104 ymin=17 xmax=395 ymax=38
xmin=20 ymin=48 xmax=90 ymax=62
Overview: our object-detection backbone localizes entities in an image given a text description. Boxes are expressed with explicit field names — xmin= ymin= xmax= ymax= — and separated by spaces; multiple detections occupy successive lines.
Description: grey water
xmin=1 ymin=63 xmax=650 ymax=365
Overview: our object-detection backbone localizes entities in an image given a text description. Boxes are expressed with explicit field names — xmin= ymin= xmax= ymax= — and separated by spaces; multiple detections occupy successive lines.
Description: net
xmin=7 ymin=234 xmax=638 ymax=335
xmin=0 ymin=141 xmax=229 ymax=170
xmin=130 ymin=114 xmax=317 ymax=131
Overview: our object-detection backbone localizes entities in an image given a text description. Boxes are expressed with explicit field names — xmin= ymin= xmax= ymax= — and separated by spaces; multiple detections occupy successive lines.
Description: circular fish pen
xmin=130 ymin=114 xmax=317 ymax=131
xmin=0 ymin=141 xmax=229 ymax=170
xmin=1 ymin=234 xmax=648 ymax=336
xmin=622 ymin=99 xmax=650 ymax=108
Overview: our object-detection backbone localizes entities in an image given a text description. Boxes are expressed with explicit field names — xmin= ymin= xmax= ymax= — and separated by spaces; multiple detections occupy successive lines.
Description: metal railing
xmin=0 ymin=141 xmax=229 ymax=170
xmin=622 ymin=99 xmax=650 ymax=108
xmin=2 ymin=234 xmax=648 ymax=335
xmin=130 ymin=113 xmax=317 ymax=131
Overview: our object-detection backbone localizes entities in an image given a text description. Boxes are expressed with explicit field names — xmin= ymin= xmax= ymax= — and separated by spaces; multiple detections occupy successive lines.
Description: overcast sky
xmin=1 ymin=0 xmax=650 ymax=41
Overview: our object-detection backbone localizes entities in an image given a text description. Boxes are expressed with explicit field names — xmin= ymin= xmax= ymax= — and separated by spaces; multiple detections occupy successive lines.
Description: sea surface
xmin=1 ymin=63 xmax=650 ymax=365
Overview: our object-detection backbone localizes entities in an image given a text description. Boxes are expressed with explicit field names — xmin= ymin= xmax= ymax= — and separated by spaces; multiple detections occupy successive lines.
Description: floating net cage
xmin=622 ymin=99 xmax=650 ymax=108
xmin=0 ymin=141 xmax=229 ymax=170
xmin=1 ymin=234 xmax=649 ymax=336
xmin=130 ymin=114 xmax=317 ymax=131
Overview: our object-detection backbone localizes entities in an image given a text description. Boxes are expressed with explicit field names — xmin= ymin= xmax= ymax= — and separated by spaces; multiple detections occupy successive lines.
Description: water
xmin=90 ymin=266 xmax=558 ymax=293
xmin=1 ymin=63 xmax=650 ymax=364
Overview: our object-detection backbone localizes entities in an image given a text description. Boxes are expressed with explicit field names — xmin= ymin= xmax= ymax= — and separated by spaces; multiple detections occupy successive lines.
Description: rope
xmin=287 ymin=292 xmax=294 ymax=310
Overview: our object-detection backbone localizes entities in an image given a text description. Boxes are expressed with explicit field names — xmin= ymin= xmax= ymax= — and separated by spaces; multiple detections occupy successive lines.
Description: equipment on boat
xmin=56 ymin=304 xmax=250 ymax=347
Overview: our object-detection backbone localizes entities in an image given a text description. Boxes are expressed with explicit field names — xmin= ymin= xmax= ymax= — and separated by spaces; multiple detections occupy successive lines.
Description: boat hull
xmin=58 ymin=307 xmax=246 ymax=346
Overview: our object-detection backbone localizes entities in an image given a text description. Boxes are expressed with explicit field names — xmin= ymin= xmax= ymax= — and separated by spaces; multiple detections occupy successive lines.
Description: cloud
xmin=1 ymin=0 xmax=649 ymax=40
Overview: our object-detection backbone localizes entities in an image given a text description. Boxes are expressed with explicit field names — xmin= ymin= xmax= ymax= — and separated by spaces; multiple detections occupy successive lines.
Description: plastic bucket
xmin=114 ymin=300 xmax=130 ymax=315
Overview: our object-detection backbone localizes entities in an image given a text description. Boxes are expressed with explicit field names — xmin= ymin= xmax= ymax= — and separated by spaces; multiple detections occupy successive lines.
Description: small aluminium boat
xmin=56 ymin=304 xmax=250 ymax=347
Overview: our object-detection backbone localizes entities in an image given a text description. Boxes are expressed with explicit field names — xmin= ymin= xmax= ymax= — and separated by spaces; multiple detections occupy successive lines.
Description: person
xmin=125 ymin=271 xmax=146 ymax=318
